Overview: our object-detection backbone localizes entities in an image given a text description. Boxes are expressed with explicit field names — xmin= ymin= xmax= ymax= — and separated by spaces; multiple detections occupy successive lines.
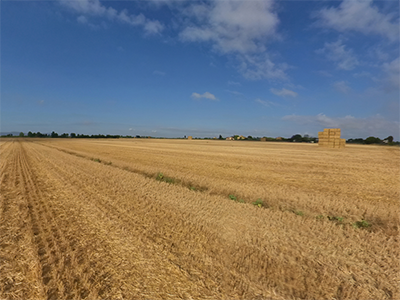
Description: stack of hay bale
xmin=318 ymin=128 xmax=346 ymax=148
xmin=187 ymin=136 xmax=193 ymax=140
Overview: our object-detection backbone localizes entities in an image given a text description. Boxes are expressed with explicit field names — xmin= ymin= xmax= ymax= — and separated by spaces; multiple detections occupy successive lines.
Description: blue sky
xmin=2 ymin=0 xmax=399 ymax=139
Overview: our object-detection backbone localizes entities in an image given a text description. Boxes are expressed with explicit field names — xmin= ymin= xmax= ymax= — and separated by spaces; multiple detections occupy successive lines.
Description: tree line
xmin=9 ymin=131 xmax=123 ymax=139
xmin=347 ymin=136 xmax=397 ymax=145
xmin=3 ymin=132 xmax=397 ymax=145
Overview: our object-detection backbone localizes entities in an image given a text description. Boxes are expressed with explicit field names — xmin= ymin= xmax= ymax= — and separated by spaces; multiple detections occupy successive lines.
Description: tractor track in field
xmin=0 ymin=143 xmax=125 ymax=300
xmin=1 ymin=142 xmax=123 ymax=299
xmin=25 ymin=138 xmax=240 ymax=299
xmin=17 ymin=144 xmax=95 ymax=299
xmin=0 ymin=141 xmax=45 ymax=299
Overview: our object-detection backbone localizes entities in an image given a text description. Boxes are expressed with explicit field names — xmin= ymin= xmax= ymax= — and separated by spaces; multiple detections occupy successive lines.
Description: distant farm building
xmin=226 ymin=137 xmax=234 ymax=141
xmin=318 ymin=129 xmax=346 ymax=148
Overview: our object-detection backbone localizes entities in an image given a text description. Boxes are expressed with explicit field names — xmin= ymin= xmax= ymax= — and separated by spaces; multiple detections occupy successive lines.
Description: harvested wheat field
xmin=0 ymin=138 xmax=399 ymax=300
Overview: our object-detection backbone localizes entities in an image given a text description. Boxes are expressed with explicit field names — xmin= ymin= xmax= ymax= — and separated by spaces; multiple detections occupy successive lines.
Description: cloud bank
xmin=61 ymin=0 xmax=164 ymax=35
xmin=316 ymin=39 xmax=359 ymax=71
xmin=270 ymin=88 xmax=298 ymax=97
xmin=179 ymin=0 xmax=287 ymax=80
xmin=316 ymin=0 xmax=399 ymax=41
xmin=191 ymin=92 xmax=218 ymax=101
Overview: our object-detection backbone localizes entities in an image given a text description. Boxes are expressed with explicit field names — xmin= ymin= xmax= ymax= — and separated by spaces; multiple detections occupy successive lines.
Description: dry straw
xmin=2 ymin=139 xmax=397 ymax=300
xmin=318 ymin=128 xmax=345 ymax=148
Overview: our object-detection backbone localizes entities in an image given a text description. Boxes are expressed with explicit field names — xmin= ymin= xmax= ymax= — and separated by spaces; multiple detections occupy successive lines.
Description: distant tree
xmin=70 ymin=133 xmax=76 ymax=138
xmin=290 ymin=134 xmax=303 ymax=142
xmin=385 ymin=136 xmax=394 ymax=143
xmin=218 ymin=135 xmax=223 ymax=140
xmin=347 ymin=138 xmax=364 ymax=144
xmin=247 ymin=136 xmax=253 ymax=140
xmin=28 ymin=131 xmax=34 ymax=137
xmin=19 ymin=132 xmax=24 ymax=137
xmin=51 ymin=131 xmax=59 ymax=138
xmin=302 ymin=134 xmax=310 ymax=142
xmin=60 ymin=133 xmax=69 ymax=138
xmin=365 ymin=136 xmax=381 ymax=144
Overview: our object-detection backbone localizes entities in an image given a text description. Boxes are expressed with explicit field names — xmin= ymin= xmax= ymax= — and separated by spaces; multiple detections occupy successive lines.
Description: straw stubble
xmin=0 ymin=139 xmax=398 ymax=299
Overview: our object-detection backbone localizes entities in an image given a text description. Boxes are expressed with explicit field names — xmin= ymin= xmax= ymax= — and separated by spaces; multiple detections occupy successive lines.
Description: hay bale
xmin=188 ymin=136 xmax=192 ymax=140
xmin=319 ymin=128 xmax=344 ymax=148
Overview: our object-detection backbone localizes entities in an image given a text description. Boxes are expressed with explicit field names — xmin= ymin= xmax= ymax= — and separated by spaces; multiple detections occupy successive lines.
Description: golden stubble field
xmin=0 ymin=138 xmax=399 ymax=299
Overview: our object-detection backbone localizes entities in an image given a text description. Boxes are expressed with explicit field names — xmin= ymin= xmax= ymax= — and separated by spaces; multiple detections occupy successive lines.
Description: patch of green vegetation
xmin=228 ymin=194 xmax=245 ymax=203
xmin=352 ymin=220 xmax=371 ymax=229
xmin=189 ymin=186 xmax=197 ymax=191
xmin=229 ymin=194 xmax=237 ymax=201
xmin=91 ymin=158 xmax=102 ymax=163
xmin=328 ymin=216 xmax=344 ymax=222
xmin=316 ymin=215 xmax=325 ymax=220
xmin=104 ymin=161 xmax=112 ymax=165
xmin=252 ymin=199 xmax=264 ymax=208
xmin=294 ymin=210 xmax=304 ymax=216
xmin=156 ymin=172 xmax=176 ymax=184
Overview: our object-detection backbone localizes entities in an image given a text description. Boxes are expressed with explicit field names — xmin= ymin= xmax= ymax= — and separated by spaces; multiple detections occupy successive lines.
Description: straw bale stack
xmin=260 ymin=137 xmax=266 ymax=142
xmin=318 ymin=128 xmax=345 ymax=148
xmin=188 ymin=136 xmax=193 ymax=140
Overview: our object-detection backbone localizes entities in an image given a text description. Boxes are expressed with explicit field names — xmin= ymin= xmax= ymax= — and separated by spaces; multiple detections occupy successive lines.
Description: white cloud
xmin=228 ymin=81 xmax=241 ymax=86
xmin=316 ymin=70 xmax=333 ymax=77
xmin=255 ymin=99 xmax=279 ymax=107
xmin=61 ymin=0 xmax=164 ymax=35
xmin=270 ymin=88 xmax=298 ymax=97
xmin=238 ymin=54 xmax=288 ymax=80
xmin=353 ymin=71 xmax=372 ymax=78
xmin=226 ymin=90 xmax=244 ymax=97
xmin=153 ymin=70 xmax=166 ymax=76
xmin=147 ymin=0 xmax=186 ymax=6
xmin=333 ymin=81 xmax=351 ymax=94
xmin=143 ymin=19 xmax=164 ymax=35
xmin=316 ymin=39 xmax=359 ymax=70
xmin=62 ymin=0 xmax=106 ymax=16
xmin=191 ymin=92 xmax=218 ymax=101
xmin=77 ymin=15 xmax=88 ymax=24
xmin=381 ymin=57 xmax=400 ymax=92
xmin=180 ymin=1 xmax=279 ymax=54
xmin=316 ymin=0 xmax=399 ymax=41
xmin=282 ymin=113 xmax=399 ymax=139
xmin=179 ymin=1 xmax=287 ymax=81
